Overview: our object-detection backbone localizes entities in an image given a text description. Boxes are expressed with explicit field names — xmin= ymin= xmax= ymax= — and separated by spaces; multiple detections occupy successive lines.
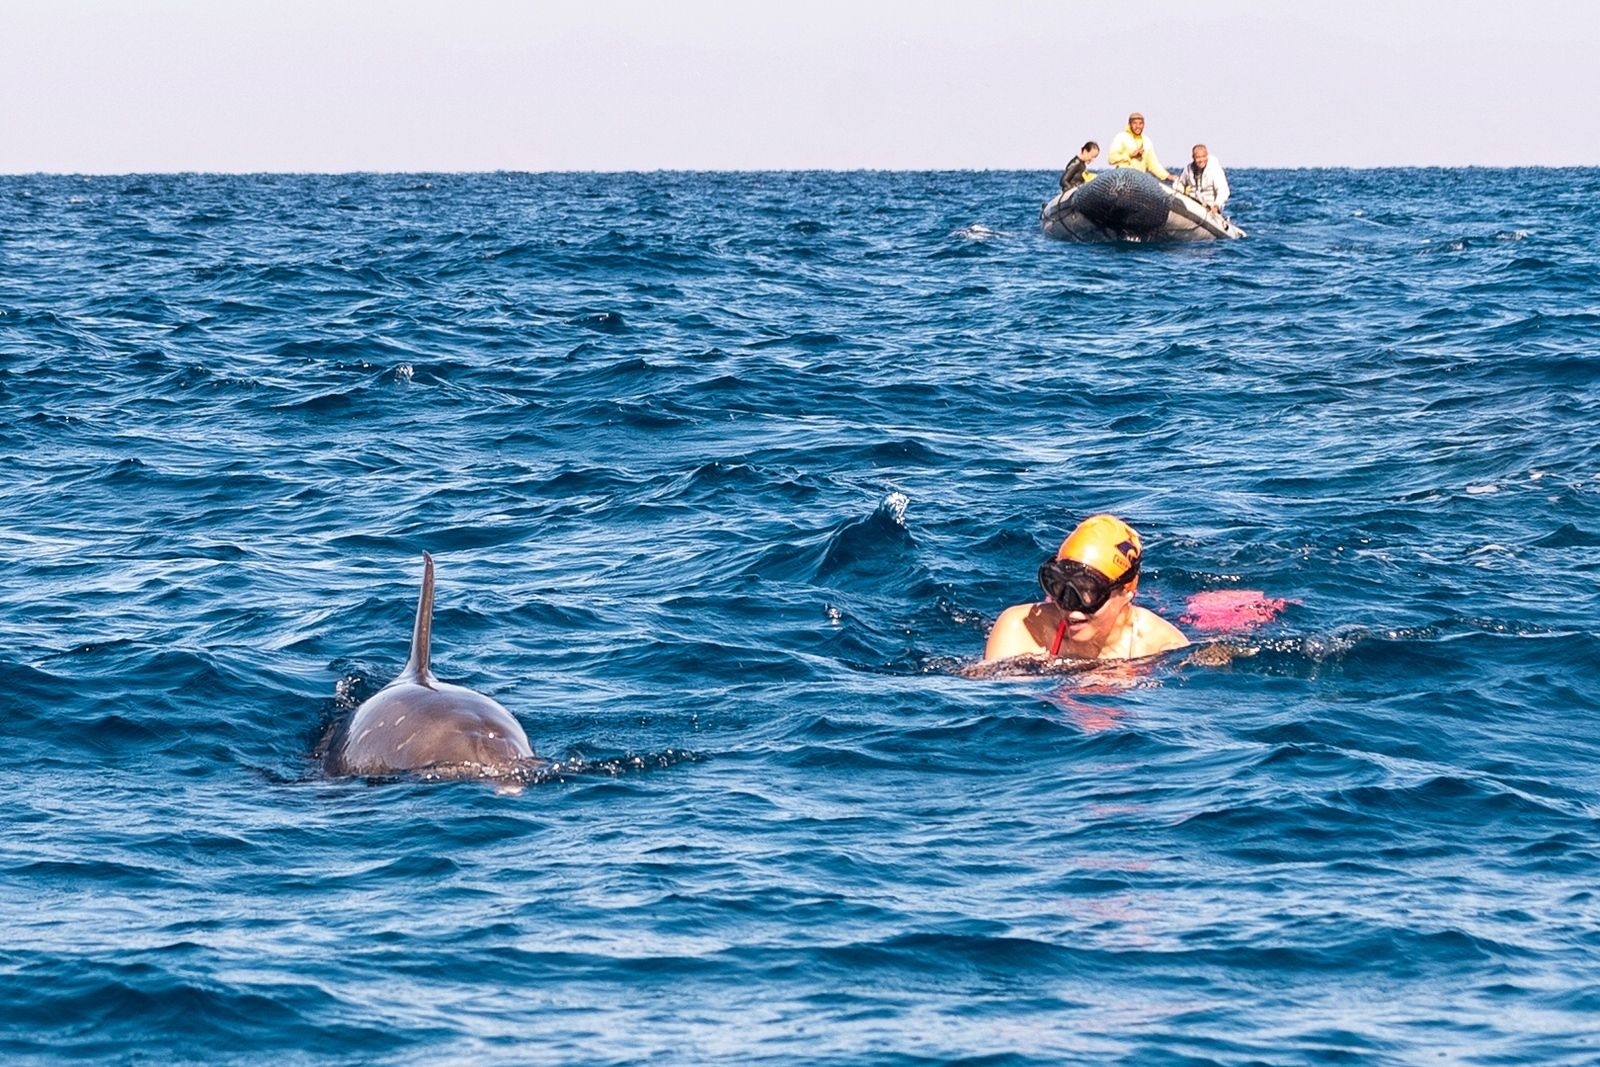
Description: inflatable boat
xmin=1041 ymin=168 xmax=1245 ymax=243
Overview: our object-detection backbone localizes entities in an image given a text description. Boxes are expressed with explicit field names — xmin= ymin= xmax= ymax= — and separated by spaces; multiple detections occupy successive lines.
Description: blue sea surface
xmin=2 ymin=168 xmax=1599 ymax=1065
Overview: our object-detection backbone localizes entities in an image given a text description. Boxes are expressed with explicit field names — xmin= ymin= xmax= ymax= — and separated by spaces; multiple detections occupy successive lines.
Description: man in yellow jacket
xmin=1107 ymin=112 xmax=1176 ymax=183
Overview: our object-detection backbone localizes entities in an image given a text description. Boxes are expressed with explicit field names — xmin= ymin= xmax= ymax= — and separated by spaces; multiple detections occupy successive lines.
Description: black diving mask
xmin=1037 ymin=556 xmax=1137 ymax=616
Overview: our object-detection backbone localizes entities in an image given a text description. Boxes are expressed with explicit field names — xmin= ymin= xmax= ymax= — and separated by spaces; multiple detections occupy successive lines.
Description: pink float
xmin=1180 ymin=590 xmax=1290 ymax=633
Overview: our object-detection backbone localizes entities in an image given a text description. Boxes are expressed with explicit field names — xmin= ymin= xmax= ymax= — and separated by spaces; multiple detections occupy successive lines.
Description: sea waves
xmin=2 ymin=167 xmax=1599 ymax=1063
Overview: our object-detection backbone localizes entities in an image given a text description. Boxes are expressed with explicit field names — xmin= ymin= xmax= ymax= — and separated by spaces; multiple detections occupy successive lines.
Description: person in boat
xmin=982 ymin=514 xmax=1189 ymax=662
xmin=1058 ymin=141 xmax=1100 ymax=193
xmin=1177 ymin=144 xmax=1230 ymax=214
xmin=1106 ymin=112 xmax=1175 ymax=183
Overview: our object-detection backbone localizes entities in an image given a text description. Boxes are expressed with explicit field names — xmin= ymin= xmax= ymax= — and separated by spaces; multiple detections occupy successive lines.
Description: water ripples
xmin=2 ymin=168 xmax=1599 ymax=1063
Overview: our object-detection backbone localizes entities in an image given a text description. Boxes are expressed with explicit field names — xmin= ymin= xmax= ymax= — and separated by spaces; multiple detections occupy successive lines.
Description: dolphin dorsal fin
xmin=402 ymin=551 xmax=436 ymax=683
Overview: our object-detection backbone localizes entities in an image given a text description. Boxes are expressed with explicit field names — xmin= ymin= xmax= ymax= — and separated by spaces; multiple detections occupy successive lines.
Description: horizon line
xmin=4 ymin=163 xmax=1597 ymax=179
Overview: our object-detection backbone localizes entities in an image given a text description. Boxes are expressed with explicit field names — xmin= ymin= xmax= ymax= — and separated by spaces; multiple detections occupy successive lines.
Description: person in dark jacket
xmin=1058 ymin=141 xmax=1100 ymax=193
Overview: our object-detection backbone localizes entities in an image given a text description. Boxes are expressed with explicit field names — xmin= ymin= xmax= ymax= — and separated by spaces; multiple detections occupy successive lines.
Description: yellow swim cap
xmin=1057 ymin=514 xmax=1142 ymax=585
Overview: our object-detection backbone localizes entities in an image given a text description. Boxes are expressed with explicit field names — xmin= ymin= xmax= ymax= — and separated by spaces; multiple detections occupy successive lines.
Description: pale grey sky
xmin=6 ymin=0 xmax=1596 ymax=173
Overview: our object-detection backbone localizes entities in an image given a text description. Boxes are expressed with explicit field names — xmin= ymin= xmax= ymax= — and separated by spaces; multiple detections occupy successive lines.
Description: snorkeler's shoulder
xmin=983 ymin=601 xmax=1056 ymax=661
xmin=1132 ymin=605 xmax=1190 ymax=656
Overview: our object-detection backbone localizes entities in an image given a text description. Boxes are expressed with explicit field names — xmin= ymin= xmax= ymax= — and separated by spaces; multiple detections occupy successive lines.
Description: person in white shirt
xmin=1177 ymin=144 xmax=1230 ymax=215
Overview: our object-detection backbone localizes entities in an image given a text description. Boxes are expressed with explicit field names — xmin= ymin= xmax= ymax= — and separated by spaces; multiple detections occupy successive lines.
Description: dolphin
xmin=330 ymin=552 xmax=534 ymax=778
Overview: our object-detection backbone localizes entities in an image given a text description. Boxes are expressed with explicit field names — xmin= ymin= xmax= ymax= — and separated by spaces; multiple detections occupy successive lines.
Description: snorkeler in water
xmin=982 ymin=514 xmax=1189 ymax=663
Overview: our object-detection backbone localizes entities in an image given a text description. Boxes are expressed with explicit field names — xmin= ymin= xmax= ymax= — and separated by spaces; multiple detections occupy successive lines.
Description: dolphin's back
xmin=337 ymin=680 xmax=532 ymax=774
xmin=330 ymin=553 xmax=535 ymax=777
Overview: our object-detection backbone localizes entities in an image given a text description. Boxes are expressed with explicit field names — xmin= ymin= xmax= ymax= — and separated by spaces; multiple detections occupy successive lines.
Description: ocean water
xmin=2 ymin=167 xmax=1598 ymax=1065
